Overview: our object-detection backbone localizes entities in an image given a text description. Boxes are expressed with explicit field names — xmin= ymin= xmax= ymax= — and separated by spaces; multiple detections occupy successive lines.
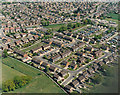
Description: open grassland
xmin=105 ymin=18 xmax=118 ymax=24
xmin=2 ymin=57 xmax=64 ymax=93
xmin=107 ymin=13 xmax=118 ymax=20
xmin=2 ymin=64 xmax=25 ymax=82
xmin=10 ymin=75 xmax=64 ymax=93
xmin=44 ymin=23 xmax=66 ymax=31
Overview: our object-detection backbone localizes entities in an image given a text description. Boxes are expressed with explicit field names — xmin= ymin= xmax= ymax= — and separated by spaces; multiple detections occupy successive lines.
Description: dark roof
xmin=32 ymin=57 xmax=42 ymax=64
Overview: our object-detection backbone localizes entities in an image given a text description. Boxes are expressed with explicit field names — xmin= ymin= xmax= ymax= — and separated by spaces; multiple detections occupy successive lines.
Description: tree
xmin=73 ymin=24 xmax=77 ymax=28
xmin=44 ymin=66 xmax=49 ymax=73
xmin=67 ymin=23 xmax=73 ymax=29
xmin=3 ymin=49 xmax=8 ymax=58
xmin=58 ymin=26 xmax=67 ymax=32
xmin=76 ymin=23 xmax=81 ymax=27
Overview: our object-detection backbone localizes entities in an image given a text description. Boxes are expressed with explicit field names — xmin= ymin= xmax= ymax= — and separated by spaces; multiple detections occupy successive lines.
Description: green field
xmin=10 ymin=75 xmax=63 ymax=93
xmin=107 ymin=13 xmax=118 ymax=20
xmin=105 ymin=18 xmax=118 ymax=24
xmin=2 ymin=57 xmax=64 ymax=93
xmin=88 ymin=65 xmax=118 ymax=93
xmin=2 ymin=64 xmax=25 ymax=82
xmin=44 ymin=22 xmax=77 ymax=31
xmin=44 ymin=23 xmax=66 ymax=31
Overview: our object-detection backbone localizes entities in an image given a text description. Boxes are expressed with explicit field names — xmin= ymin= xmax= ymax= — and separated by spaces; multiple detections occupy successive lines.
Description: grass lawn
xmin=2 ymin=64 xmax=25 ymax=82
xmin=105 ymin=18 xmax=118 ymax=24
xmin=107 ymin=13 xmax=118 ymax=20
xmin=44 ymin=22 xmax=77 ymax=31
xmin=44 ymin=23 xmax=66 ymax=31
xmin=2 ymin=57 xmax=64 ymax=93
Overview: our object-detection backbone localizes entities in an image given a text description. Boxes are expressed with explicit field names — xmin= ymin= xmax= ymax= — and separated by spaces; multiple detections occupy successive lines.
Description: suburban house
xmin=76 ymin=51 xmax=85 ymax=56
xmin=64 ymin=85 xmax=74 ymax=93
xmin=52 ymin=41 xmax=64 ymax=47
xmin=53 ymin=73 xmax=62 ymax=82
xmin=49 ymin=65 xmax=57 ymax=72
xmin=101 ymin=45 xmax=109 ymax=51
xmin=103 ymin=58 xmax=109 ymax=64
xmin=77 ymin=75 xmax=85 ymax=83
xmin=84 ymin=46 xmax=94 ymax=52
xmin=33 ymin=35 xmax=39 ymax=40
xmin=15 ymin=40 xmax=23 ymax=46
xmin=21 ymin=38 xmax=29 ymax=43
xmin=69 ymin=62 xmax=77 ymax=70
xmin=14 ymin=49 xmax=28 ymax=57
xmin=92 ymin=64 xmax=99 ymax=71
xmin=59 ymin=70 xmax=68 ymax=77
xmin=50 ymin=54 xmax=61 ymax=62
xmin=32 ymin=57 xmax=43 ymax=65
xmin=42 ymin=40 xmax=53 ymax=45
xmin=31 ymin=45 xmax=42 ymax=53
xmin=82 ymin=71 xmax=90 ymax=78
xmin=41 ymin=44 xmax=50 ymax=50
xmin=92 ymin=50 xmax=102 ymax=57
xmin=7 ymin=42 xmax=15 ymax=48
xmin=77 ymin=57 xmax=86 ymax=64
xmin=60 ymin=60 xmax=70 ymax=68
xmin=87 ymin=68 xmax=95 ymax=75
xmin=63 ymin=36 xmax=74 ymax=42
xmin=14 ymin=34 xmax=21 ymax=39
xmin=71 ymin=79 xmax=79 ymax=88
xmin=55 ymin=33 xmax=64 ymax=38
xmin=98 ymin=61 xmax=104 ymax=66
xmin=60 ymin=50 xmax=71 ymax=58
xmin=40 ymin=62 xmax=50 ymax=69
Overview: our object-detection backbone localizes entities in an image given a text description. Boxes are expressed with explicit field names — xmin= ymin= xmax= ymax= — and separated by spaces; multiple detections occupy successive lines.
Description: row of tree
xmin=2 ymin=76 xmax=32 ymax=92
xmin=41 ymin=21 xmax=50 ymax=26
xmin=58 ymin=22 xmax=81 ymax=32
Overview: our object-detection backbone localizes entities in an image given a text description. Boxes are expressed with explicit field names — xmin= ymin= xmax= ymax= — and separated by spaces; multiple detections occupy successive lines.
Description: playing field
xmin=2 ymin=57 xmax=64 ymax=93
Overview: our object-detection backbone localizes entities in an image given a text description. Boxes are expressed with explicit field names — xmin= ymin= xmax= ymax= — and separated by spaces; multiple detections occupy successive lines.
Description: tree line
xmin=2 ymin=76 xmax=32 ymax=92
